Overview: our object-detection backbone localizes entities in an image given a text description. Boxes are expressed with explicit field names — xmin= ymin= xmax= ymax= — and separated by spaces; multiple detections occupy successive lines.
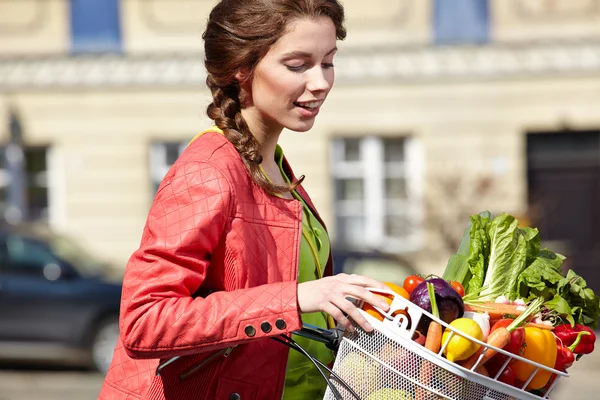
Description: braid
xmin=206 ymin=75 xmax=303 ymax=194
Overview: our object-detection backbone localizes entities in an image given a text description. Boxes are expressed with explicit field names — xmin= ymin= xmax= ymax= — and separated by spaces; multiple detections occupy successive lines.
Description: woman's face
xmin=241 ymin=17 xmax=338 ymax=134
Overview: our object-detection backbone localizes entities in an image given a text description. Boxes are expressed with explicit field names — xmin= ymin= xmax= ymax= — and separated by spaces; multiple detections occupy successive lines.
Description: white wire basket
xmin=324 ymin=289 xmax=568 ymax=400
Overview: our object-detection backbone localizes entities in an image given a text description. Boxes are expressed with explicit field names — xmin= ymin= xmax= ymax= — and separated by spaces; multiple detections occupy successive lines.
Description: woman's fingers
xmin=338 ymin=273 xmax=388 ymax=290
xmin=322 ymin=302 xmax=353 ymax=332
xmin=297 ymin=275 xmax=394 ymax=332
xmin=334 ymin=296 xmax=374 ymax=332
xmin=343 ymin=285 xmax=391 ymax=311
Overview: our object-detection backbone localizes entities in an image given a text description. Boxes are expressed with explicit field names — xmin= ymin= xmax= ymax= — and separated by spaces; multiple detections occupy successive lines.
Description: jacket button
xmin=244 ymin=325 xmax=256 ymax=337
xmin=229 ymin=393 xmax=241 ymax=400
xmin=260 ymin=321 xmax=272 ymax=333
xmin=275 ymin=319 xmax=286 ymax=330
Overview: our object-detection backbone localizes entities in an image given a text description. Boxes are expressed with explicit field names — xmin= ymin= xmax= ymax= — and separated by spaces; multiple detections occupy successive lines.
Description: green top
xmin=267 ymin=146 xmax=334 ymax=400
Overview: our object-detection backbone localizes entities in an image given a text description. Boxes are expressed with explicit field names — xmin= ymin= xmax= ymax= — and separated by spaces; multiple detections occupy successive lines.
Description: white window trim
xmin=47 ymin=146 xmax=67 ymax=230
xmin=331 ymin=135 xmax=424 ymax=253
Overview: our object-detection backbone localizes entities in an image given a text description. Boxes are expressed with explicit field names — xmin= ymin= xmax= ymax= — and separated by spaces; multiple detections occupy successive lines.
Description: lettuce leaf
xmin=442 ymin=211 xmax=493 ymax=289
xmin=557 ymin=270 xmax=600 ymax=329
xmin=516 ymin=249 xmax=564 ymax=300
xmin=464 ymin=213 xmax=493 ymax=295
xmin=478 ymin=214 xmax=540 ymax=301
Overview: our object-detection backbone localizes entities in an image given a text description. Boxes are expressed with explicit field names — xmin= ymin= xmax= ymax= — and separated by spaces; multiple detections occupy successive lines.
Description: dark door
xmin=0 ymin=233 xmax=80 ymax=344
xmin=527 ymin=131 xmax=600 ymax=293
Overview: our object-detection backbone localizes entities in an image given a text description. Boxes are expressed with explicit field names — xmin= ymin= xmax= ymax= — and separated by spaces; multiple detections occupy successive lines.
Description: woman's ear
xmin=235 ymin=69 xmax=252 ymax=107
xmin=234 ymin=69 xmax=249 ymax=83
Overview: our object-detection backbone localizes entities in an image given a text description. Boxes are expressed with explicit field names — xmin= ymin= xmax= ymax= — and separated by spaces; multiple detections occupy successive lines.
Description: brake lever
xmin=293 ymin=324 xmax=344 ymax=351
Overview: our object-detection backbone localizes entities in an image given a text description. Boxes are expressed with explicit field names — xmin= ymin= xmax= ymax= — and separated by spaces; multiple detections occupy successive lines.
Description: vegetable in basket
xmin=442 ymin=211 xmax=600 ymax=329
xmin=367 ymin=388 xmax=413 ymax=400
xmin=553 ymin=323 xmax=595 ymax=355
xmin=441 ymin=318 xmax=483 ymax=362
xmin=541 ymin=330 xmax=591 ymax=394
xmin=425 ymin=283 xmax=443 ymax=354
xmin=361 ymin=281 xmax=409 ymax=321
xmin=409 ymin=278 xmax=464 ymax=335
xmin=512 ymin=327 xmax=557 ymax=390
xmin=461 ymin=297 xmax=543 ymax=370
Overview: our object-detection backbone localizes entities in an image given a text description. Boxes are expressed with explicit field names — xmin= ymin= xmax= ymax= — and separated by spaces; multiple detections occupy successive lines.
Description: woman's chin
xmin=286 ymin=120 xmax=316 ymax=133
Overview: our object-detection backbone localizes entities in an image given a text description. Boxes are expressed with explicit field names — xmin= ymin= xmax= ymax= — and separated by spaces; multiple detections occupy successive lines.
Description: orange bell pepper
xmin=513 ymin=327 xmax=557 ymax=390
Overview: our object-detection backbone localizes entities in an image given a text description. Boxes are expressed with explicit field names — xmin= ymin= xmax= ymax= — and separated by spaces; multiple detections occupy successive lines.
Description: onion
xmin=409 ymin=278 xmax=464 ymax=335
xmin=464 ymin=311 xmax=490 ymax=340
xmin=495 ymin=295 xmax=510 ymax=304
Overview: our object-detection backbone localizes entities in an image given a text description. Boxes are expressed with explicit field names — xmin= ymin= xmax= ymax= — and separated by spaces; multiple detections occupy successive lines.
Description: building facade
xmin=1 ymin=0 xmax=599 ymax=282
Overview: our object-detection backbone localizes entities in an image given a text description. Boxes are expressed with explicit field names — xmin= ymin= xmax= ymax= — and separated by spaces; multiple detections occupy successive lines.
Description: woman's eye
xmin=322 ymin=63 xmax=335 ymax=69
xmin=286 ymin=64 xmax=306 ymax=72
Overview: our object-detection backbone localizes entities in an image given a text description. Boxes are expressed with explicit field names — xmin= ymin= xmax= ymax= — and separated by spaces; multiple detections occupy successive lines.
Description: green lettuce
xmin=478 ymin=214 xmax=540 ymax=301
xmin=442 ymin=211 xmax=493 ymax=291
xmin=444 ymin=211 xmax=600 ymax=328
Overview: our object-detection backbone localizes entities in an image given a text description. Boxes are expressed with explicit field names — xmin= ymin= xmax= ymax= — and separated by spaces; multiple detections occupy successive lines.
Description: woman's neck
xmin=241 ymin=108 xmax=283 ymax=169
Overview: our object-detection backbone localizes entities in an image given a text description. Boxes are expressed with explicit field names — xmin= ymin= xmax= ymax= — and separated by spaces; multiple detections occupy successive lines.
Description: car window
xmin=5 ymin=235 xmax=62 ymax=278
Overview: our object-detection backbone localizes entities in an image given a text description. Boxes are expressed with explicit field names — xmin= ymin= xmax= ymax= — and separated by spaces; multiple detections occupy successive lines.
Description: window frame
xmin=330 ymin=135 xmax=423 ymax=253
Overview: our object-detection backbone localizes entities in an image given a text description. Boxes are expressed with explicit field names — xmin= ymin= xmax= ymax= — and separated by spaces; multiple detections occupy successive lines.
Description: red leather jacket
xmin=99 ymin=132 xmax=332 ymax=400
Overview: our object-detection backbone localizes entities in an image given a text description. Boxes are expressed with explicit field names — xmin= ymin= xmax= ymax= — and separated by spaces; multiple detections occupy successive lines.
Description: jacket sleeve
xmin=119 ymin=160 xmax=302 ymax=359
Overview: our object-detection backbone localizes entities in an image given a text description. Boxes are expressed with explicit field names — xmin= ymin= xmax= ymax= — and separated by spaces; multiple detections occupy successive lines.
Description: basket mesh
xmin=324 ymin=325 xmax=518 ymax=400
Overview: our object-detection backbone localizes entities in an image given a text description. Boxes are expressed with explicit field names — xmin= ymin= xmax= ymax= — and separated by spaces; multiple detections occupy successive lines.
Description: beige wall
xmin=122 ymin=0 xmax=215 ymax=53
xmin=0 ymin=0 xmax=68 ymax=54
xmin=4 ymin=0 xmax=600 ymax=57
xmin=492 ymin=0 xmax=600 ymax=42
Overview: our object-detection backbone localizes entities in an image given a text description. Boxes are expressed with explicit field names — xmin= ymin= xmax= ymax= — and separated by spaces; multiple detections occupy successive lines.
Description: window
xmin=434 ymin=0 xmax=490 ymax=44
xmin=331 ymin=136 xmax=423 ymax=252
xmin=0 ymin=146 xmax=49 ymax=223
xmin=4 ymin=235 xmax=61 ymax=278
xmin=70 ymin=0 xmax=122 ymax=53
xmin=149 ymin=141 xmax=187 ymax=194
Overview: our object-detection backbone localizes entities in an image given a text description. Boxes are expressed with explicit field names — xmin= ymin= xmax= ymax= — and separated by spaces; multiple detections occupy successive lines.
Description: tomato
xmin=490 ymin=318 xmax=513 ymax=332
xmin=447 ymin=281 xmax=465 ymax=297
xmin=403 ymin=275 xmax=424 ymax=294
xmin=498 ymin=365 xmax=517 ymax=386
xmin=490 ymin=318 xmax=526 ymax=367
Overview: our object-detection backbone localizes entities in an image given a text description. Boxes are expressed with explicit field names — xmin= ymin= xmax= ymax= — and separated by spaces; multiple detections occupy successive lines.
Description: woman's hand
xmin=297 ymin=273 xmax=390 ymax=332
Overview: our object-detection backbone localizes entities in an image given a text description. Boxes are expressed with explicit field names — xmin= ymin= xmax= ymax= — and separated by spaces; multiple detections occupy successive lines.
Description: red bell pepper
xmin=554 ymin=324 xmax=596 ymax=355
xmin=539 ymin=330 xmax=590 ymax=395
xmin=555 ymin=331 xmax=590 ymax=371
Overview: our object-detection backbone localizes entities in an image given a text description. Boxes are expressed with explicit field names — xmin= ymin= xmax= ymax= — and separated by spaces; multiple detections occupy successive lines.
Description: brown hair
xmin=203 ymin=0 xmax=346 ymax=194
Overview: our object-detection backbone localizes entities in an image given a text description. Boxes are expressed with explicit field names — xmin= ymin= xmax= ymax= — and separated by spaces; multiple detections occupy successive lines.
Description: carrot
xmin=490 ymin=319 xmax=553 ymax=331
xmin=464 ymin=303 xmax=524 ymax=320
xmin=417 ymin=283 xmax=443 ymax=400
xmin=424 ymin=283 xmax=442 ymax=354
xmin=462 ymin=297 xmax=545 ymax=371
xmin=475 ymin=364 xmax=489 ymax=377
xmin=425 ymin=321 xmax=442 ymax=354
xmin=461 ymin=327 xmax=511 ymax=370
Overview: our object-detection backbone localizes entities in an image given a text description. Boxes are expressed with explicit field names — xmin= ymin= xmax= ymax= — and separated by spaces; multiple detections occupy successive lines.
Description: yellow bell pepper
xmin=513 ymin=327 xmax=557 ymax=390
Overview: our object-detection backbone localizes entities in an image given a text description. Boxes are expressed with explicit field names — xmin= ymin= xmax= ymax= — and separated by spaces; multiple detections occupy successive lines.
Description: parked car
xmin=0 ymin=223 xmax=121 ymax=373
xmin=332 ymin=247 xmax=418 ymax=286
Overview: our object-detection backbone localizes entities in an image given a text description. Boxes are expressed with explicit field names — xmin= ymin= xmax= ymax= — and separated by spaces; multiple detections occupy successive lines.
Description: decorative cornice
xmin=1 ymin=41 xmax=600 ymax=90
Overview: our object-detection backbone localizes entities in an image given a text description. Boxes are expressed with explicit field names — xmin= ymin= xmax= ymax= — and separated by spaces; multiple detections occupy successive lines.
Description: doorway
xmin=527 ymin=130 xmax=600 ymax=293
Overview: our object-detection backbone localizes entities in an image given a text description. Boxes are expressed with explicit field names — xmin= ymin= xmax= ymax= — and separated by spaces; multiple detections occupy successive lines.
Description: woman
xmin=99 ymin=0 xmax=390 ymax=399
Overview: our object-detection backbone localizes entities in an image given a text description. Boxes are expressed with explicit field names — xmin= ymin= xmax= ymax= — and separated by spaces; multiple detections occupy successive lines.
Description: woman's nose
xmin=306 ymin=67 xmax=332 ymax=93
